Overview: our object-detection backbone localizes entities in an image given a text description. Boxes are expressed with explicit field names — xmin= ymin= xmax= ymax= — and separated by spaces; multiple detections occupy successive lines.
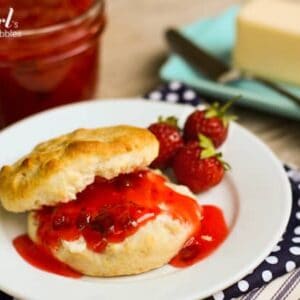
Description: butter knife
xmin=166 ymin=28 xmax=300 ymax=105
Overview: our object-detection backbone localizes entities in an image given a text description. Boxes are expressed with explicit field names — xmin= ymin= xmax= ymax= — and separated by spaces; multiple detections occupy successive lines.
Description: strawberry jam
xmin=34 ymin=170 xmax=202 ymax=254
xmin=13 ymin=235 xmax=81 ymax=278
xmin=12 ymin=171 xmax=228 ymax=277
xmin=170 ymin=205 xmax=228 ymax=267
xmin=0 ymin=1 xmax=106 ymax=127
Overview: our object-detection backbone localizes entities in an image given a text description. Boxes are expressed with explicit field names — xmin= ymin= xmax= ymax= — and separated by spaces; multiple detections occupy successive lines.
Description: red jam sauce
xmin=33 ymin=171 xmax=202 ymax=253
xmin=0 ymin=1 xmax=105 ymax=127
xmin=12 ymin=171 xmax=228 ymax=277
xmin=170 ymin=205 xmax=228 ymax=267
xmin=13 ymin=234 xmax=81 ymax=278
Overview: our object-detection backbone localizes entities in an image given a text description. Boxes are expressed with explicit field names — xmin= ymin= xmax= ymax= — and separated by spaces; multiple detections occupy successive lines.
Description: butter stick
xmin=233 ymin=0 xmax=300 ymax=86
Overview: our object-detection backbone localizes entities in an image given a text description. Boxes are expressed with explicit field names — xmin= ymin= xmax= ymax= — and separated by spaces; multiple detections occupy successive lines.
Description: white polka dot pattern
xmin=166 ymin=93 xmax=179 ymax=103
xmin=265 ymin=256 xmax=279 ymax=264
xmin=262 ymin=270 xmax=273 ymax=282
xmin=289 ymin=246 xmax=300 ymax=255
xmin=237 ymin=280 xmax=249 ymax=292
xmin=294 ymin=226 xmax=300 ymax=235
xmin=292 ymin=237 xmax=300 ymax=243
xmin=169 ymin=81 xmax=182 ymax=91
xmin=183 ymin=90 xmax=197 ymax=101
xmin=272 ymin=245 xmax=281 ymax=252
xmin=213 ymin=291 xmax=225 ymax=300
xmin=285 ymin=261 xmax=296 ymax=272
xmin=148 ymin=91 xmax=162 ymax=101
xmin=145 ymin=81 xmax=203 ymax=107
xmin=287 ymin=170 xmax=300 ymax=182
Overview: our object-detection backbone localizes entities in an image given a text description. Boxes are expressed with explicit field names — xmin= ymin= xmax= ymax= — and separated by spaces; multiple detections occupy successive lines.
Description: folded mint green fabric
xmin=160 ymin=6 xmax=300 ymax=121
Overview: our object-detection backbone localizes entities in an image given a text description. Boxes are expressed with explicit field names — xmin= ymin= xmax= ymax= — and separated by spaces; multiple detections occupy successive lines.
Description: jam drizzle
xmin=12 ymin=171 xmax=228 ymax=277
xmin=34 ymin=171 xmax=202 ymax=254
xmin=170 ymin=205 xmax=228 ymax=267
xmin=13 ymin=235 xmax=81 ymax=278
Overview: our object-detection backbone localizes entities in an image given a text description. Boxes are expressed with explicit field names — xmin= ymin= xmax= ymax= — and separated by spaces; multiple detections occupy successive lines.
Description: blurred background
xmin=100 ymin=0 xmax=241 ymax=98
xmin=100 ymin=0 xmax=299 ymax=165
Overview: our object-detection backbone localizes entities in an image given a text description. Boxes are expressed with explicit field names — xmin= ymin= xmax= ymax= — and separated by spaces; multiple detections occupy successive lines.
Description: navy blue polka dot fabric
xmin=145 ymin=81 xmax=205 ymax=107
xmin=146 ymin=81 xmax=300 ymax=300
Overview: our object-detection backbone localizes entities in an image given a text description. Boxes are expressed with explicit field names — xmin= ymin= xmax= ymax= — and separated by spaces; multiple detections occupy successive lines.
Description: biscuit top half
xmin=0 ymin=125 xmax=159 ymax=212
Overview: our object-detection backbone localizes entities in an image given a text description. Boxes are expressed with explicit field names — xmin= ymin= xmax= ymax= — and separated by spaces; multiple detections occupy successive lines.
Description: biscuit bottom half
xmin=28 ymin=212 xmax=192 ymax=277
xmin=26 ymin=170 xmax=201 ymax=277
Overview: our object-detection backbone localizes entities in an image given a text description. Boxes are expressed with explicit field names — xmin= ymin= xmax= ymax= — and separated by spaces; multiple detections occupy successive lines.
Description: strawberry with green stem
xmin=183 ymin=97 xmax=239 ymax=147
xmin=173 ymin=134 xmax=229 ymax=193
xmin=148 ymin=116 xmax=184 ymax=169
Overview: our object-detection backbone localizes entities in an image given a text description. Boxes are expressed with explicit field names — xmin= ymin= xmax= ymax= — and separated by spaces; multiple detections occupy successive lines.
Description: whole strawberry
xmin=148 ymin=116 xmax=183 ymax=169
xmin=173 ymin=134 xmax=229 ymax=193
xmin=183 ymin=99 xmax=237 ymax=147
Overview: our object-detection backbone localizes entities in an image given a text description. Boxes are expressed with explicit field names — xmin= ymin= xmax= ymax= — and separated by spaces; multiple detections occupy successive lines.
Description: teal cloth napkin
xmin=160 ymin=6 xmax=300 ymax=121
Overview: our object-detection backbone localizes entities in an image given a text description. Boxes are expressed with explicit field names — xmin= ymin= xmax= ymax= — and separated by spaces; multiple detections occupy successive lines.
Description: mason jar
xmin=0 ymin=0 xmax=106 ymax=127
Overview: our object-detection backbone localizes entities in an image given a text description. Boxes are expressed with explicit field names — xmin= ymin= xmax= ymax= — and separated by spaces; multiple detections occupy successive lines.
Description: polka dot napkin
xmin=146 ymin=82 xmax=300 ymax=300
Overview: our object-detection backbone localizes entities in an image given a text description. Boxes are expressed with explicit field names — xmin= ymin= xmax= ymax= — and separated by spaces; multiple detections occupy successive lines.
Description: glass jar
xmin=0 ymin=0 xmax=106 ymax=127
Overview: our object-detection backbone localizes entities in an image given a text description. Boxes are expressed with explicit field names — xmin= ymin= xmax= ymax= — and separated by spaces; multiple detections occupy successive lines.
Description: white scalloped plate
xmin=0 ymin=99 xmax=291 ymax=300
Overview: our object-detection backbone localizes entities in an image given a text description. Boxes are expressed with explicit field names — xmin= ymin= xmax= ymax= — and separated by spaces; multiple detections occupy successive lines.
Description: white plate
xmin=0 ymin=99 xmax=292 ymax=300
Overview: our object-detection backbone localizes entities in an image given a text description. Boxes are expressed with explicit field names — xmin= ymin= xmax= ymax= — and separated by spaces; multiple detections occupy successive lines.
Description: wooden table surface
xmin=98 ymin=0 xmax=300 ymax=167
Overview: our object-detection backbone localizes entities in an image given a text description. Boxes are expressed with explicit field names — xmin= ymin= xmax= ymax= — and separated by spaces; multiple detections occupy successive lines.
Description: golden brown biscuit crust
xmin=0 ymin=126 xmax=159 ymax=212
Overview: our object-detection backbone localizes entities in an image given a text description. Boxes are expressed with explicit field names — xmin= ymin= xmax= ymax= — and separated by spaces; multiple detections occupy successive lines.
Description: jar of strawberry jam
xmin=0 ymin=1 xmax=105 ymax=127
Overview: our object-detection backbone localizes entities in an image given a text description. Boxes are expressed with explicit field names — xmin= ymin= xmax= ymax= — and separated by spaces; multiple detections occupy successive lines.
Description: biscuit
xmin=28 ymin=211 xmax=192 ymax=276
xmin=0 ymin=126 xmax=159 ymax=212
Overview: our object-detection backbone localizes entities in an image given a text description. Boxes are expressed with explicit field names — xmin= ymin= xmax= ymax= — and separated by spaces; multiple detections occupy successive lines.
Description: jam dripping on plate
xmin=13 ymin=171 xmax=228 ymax=277
xmin=13 ymin=235 xmax=81 ymax=278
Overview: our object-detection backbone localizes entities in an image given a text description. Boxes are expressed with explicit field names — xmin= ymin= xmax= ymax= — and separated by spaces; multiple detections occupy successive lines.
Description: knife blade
xmin=165 ymin=28 xmax=300 ymax=105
